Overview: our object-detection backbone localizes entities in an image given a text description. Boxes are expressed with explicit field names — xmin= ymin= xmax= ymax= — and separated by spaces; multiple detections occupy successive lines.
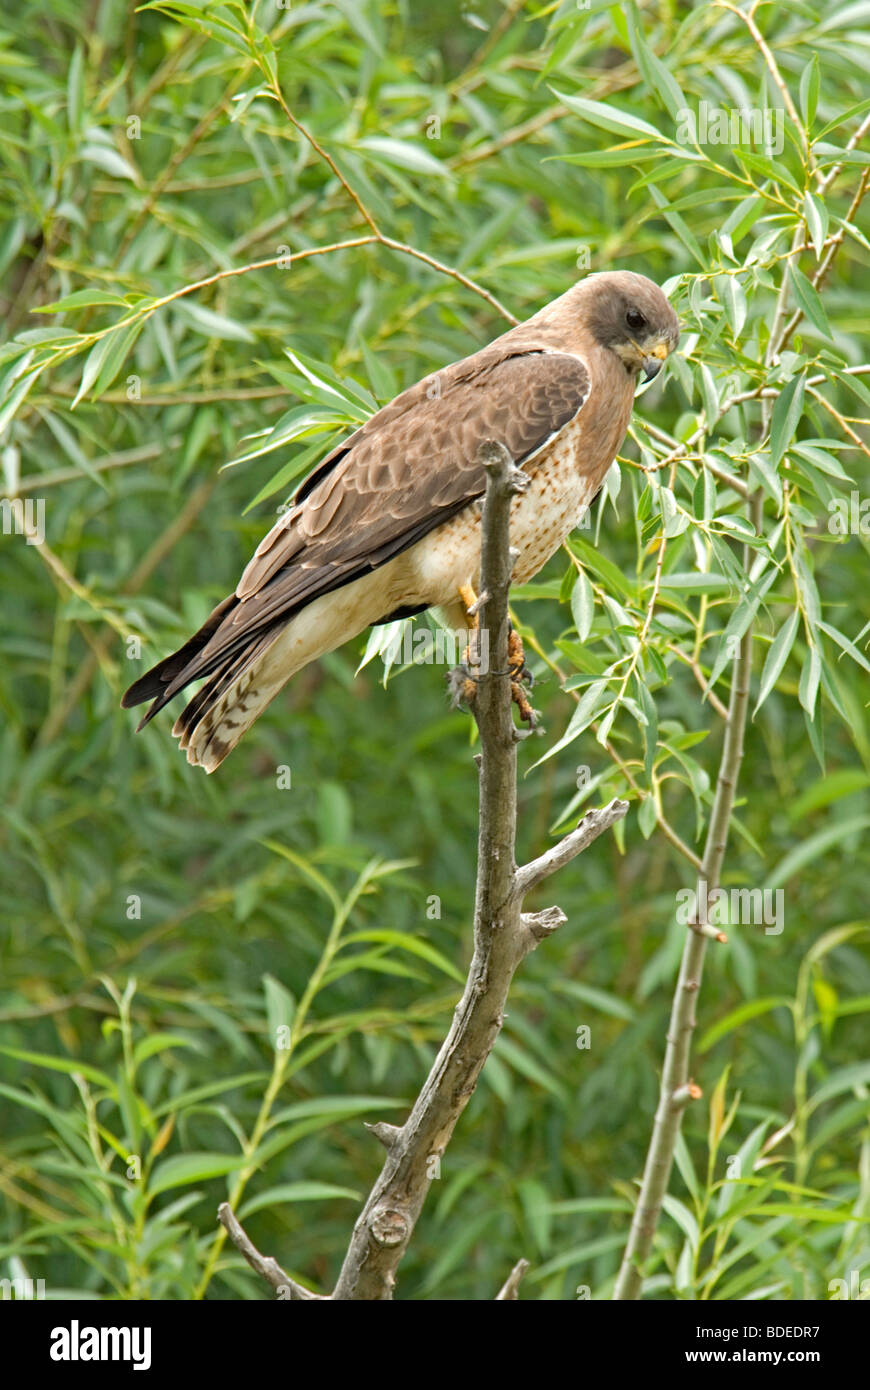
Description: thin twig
xmin=514 ymin=802 xmax=633 ymax=898
xmin=7 ymin=438 xmax=180 ymax=494
xmin=495 ymin=1257 xmax=530 ymax=1300
xmin=717 ymin=1 xmax=814 ymax=172
xmin=265 ymin=81 xmax=517 ymax=322
xmin=217 ymin=1203 xmax=325 ymax=1300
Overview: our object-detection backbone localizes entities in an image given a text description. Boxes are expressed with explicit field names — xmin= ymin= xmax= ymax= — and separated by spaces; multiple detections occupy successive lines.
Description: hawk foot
xmin=447 ymin=663 xmax=479 ymax=710
xmin=451 ymin=585 xmax=539 ymax=728
xmin=459 ymin=582 xmax=483 ymax=679
xmin=508 ymin=628 xmax=539 ymax=729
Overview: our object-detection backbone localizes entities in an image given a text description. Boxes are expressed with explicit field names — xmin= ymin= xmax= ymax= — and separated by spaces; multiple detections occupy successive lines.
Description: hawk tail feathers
xmin=122 ymin=564 xmax=388 ymax=771
xmin=121 ymin=593 xmax=240 ymax=727
xmin=173 ymin=626 xmax=286 ymax=772
xmin=121 ymin=592 xmax=289 ymax=769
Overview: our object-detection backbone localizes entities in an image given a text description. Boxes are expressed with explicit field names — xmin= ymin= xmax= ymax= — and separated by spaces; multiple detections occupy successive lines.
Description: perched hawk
xmin=123 ymin=270 xmax=679 ymax=771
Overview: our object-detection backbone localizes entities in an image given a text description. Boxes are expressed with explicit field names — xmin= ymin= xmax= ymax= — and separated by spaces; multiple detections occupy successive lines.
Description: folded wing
xmin=122 ymin=346 xmax=591 ymax=723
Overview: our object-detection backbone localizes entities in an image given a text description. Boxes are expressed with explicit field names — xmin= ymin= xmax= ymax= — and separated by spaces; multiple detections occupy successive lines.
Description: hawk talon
xmin=506 ymin=626 xmax=538 ymax=726
xmin=511 ymin=679 xmax=539 ymax=729
xmin=453 ymin=584 xmax=539 ymax=728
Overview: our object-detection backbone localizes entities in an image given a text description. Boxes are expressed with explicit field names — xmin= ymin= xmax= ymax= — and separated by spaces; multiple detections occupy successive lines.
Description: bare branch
xmin=495 ymin=1258 xmax=531 ymax=1300
xmin=323 ymin=439 xmax=626 ymax=1300
xmin=514 ymin=801 xmax=629 ymax=899
xmin=217 ymin=1203 xmax=325 ymax=1300
xmin=614 ymin=429 xmax=770 ymax=1295
xmin=218 ymin=442 xmax=626 ymax=1301
xmin=365 ymin=1122 xmax=402 ymax=1151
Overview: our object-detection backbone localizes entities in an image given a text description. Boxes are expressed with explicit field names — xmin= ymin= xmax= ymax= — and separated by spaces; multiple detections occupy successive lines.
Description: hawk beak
xmin=641 ymin=341 xmax=669 ymax=383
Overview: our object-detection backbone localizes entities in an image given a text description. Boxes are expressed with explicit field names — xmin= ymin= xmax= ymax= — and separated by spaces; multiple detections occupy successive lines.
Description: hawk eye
xmin=626 ymin=309 xmax=647 ymax=332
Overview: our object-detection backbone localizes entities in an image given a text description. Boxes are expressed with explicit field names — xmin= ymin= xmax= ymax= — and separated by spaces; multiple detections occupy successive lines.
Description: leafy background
xmin=1 ymin=0 xmax=868 ymax=1300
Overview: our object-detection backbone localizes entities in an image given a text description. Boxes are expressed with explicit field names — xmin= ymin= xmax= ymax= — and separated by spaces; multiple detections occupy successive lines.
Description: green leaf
xmin=649 ymin=182 xmax=705 ymax=267
xmin=536 ymin=680 xmax=610 ymax=766
xmin=662 ymin=1193 xmax=699 ymax=1253
xmin=553 ymin=979 xmax=634 ymax=1022
xmin=72 ymin=320 xmax=143 ymax=407
xmin=238 ymin=1181 xmax=361 ymax=1219
xmin=0 ymin=1045 xmax=114 ymax=1091
xmin=799 ymin=54 xmax=820 ymax=127
xmin=267 ymin=1095 xmax=406 ymax=1125
xmin=673 ymin=1131 xmax=700 ymax=1203
xmin=66 ymin=43 xmax=84 ymax=134
xmin=0 ymin=358 xmax=42 ymax=434
xmin=815 ymin=96 xmax=870 ymax=142
xmin=80 ymin=143 xmax=139 ymax=183
xmin=818 ymin=620 xmax=870 ymax=675
xmin=788 ymin=769 xmax=870 ymax=820
xmin=765 ymin=817 xmax=870 ymax=888
xmin=151 ymin=1074 xmax=268 ymax=1119
xmin=262 ymin=973 xmax=296 ymax=1045
xmin=754 ymin=609 xmax=799 ymax=714
xmin=566 ymin=535 xmax=635 ymax=601
xmin=768 ymin=374 xmax=805 ymax=467
xmin=791 ymin=442 xmax=852 ymax=482
xmin=698 ymin=997 xmax=793 ymax=1051
xmin=803 ymin=191 xmax=829 ymax=259
xmin=551 ymin=147 xmax=663 ymax=168
xmin=174 ymin=300 xmax=254 ymax=342
xmin=722 ymin=192 xmax=766 ymax=245
xmin=353 ymin=137 xmax=448 ymax=177
xmin=35 ymin=289 xmax=128 ymax=314
xmin=570 ymin=566 xmax=595 ymax=642
xmin=637 ymin=794 xmax=657 ymax=839
xmin=243 ymin=439 xmax=336 ymax=510
xmin=808 ymin=1060 xmax=870 ymax=1113
xmin=518 ymin=1178 xmax=552 ymax=1257
xmin=493 ymin=1033 xmax=566 ymax=1100
xmin=148 ymin=1152 xmax=248 ymax=1196
xmin=788 ymin=265 xmax=832 ymax=339
xmin=658 ymin=573 xmax=731 ymax=594
xmin=715 ymin=274 xmax=747 ymax=337
xmin=637 ymin=677 xmax=657 ymax=780
xmin=708 ymin=567 xmax=776 ymax=689
xmin=736 ymin=149 xmax=801 ymax=193
xmin=552 ymin=89 xmax=671 ymax=143
xmin=625 ymin=8 xmax=685 ymax=120
xmin=341 ymin=930 xmax=463 ymax=983
xmin=698 ymin=361 xmax=720 ymax=424
xmin=132 ymin=1034 xmax=196 ymax=1068
xmin=798 ymin=642 xmax=821 ymax=718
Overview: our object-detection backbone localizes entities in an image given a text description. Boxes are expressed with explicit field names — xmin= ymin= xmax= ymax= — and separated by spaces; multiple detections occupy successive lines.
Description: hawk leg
xmin=507 ymin=626 xmax=537 ymax=727
xmin=452 ymin=583 xmax=537 ymax=727
xmin=454 ymin=582 xmax=482 ymax=706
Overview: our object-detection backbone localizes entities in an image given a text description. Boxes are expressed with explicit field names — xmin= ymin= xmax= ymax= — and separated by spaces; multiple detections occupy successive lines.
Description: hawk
xmin=122 ymin=271 xmax=679 ymax=771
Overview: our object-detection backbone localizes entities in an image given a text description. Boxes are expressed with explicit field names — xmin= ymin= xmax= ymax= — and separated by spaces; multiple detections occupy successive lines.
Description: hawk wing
xmin=123 ymin=346 xmax=590 ymax=718
xmin=236 ymin=347 xmax=590 ymax=613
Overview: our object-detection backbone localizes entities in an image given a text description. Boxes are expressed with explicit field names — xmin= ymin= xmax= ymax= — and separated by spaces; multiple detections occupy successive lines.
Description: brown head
xmin=574 ymin=271 xmax=680 ymax=382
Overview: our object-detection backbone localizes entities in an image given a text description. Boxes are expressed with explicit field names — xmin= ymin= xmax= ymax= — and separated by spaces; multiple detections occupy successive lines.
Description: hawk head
xmin=581 ymin=271 xmax=680 ymax=383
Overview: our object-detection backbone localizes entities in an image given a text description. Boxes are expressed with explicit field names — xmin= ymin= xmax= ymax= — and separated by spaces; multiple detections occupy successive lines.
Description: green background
xmin=1 ymin=0 xmax=868 ymax=1299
